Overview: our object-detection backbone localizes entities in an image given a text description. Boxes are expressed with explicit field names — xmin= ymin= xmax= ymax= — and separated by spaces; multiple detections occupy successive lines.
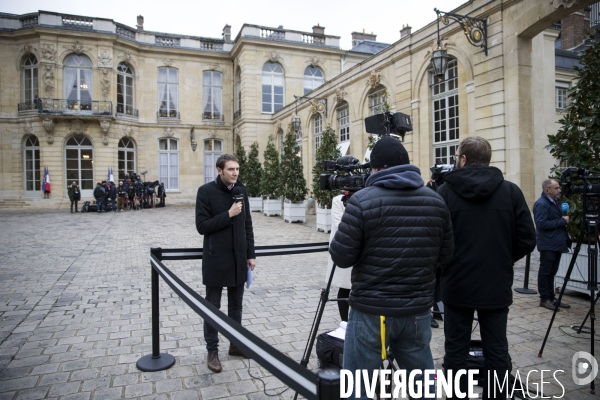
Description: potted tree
xmin=234 ymin=135 xmax=248 ymax=186
xmin=260 ymin=135 xmax=282 ymax=216
xmin=281 ymin=124 xmax=308 ymax=223
xmin=546 ymin=32 xmax=600 ymax=294
xmin=245 ymin=142 xmax=263 ymax=212
xmin=312 ymin=124 xmax=341 ymax=232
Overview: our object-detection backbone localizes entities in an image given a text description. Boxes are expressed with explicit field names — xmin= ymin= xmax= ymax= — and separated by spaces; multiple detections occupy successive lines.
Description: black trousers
xmin=538 ymin=250 xmax=562 ymax=301
xmin=444 ymin=305 xmax=511 ymax=399
xmin=204 ymin=284 xmax=244 ymax=352
xmin=70 ymin=200 xmax=78 ymax=212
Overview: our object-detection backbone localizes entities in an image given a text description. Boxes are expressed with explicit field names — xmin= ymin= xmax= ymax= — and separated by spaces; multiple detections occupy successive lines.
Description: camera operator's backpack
xmin=316 ymin=332 xmax=344 ymax=369
xmin=81 ymin=201 xmax=90 ymax=212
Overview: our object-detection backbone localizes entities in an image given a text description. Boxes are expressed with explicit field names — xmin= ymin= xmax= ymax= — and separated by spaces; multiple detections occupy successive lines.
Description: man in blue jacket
xmin=533 ymin=179 xmax=570 ymax=311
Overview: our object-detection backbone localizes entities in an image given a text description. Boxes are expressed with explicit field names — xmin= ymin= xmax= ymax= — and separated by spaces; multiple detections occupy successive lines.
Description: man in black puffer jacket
xmin=330 ymin=136 xmax=454 ymax=399
xmin=437 ymin=136 xmax=536 ymax=399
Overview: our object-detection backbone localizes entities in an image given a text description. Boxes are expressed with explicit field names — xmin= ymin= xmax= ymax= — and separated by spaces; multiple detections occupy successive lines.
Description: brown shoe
xmin=540 ymin=299 xmax=557 ymax=311
xmin=207 ymin=350 xmax=222 ymax=373
xmin=553 ymin=299 xmax=571 ymax=309
xmin=228 ymin=346 xmax=249 ymax=358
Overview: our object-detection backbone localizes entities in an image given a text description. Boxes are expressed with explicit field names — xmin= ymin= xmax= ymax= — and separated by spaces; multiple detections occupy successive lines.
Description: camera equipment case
xmin=316 ymin=332 xmax=344 ymax=369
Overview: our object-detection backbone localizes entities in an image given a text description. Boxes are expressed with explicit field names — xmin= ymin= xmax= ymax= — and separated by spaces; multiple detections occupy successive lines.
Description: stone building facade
xmin=0 ymin=0 xmax=597 ymax=206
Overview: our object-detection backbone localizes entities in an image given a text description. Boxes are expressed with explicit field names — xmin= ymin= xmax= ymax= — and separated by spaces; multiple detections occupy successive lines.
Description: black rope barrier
xmin=137 ymin=242 xmax=339 ymax=400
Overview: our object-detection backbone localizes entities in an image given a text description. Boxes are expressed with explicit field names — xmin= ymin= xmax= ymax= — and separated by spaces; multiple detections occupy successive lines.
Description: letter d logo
xmin=572 ymin=351 xmax=598 ymax=386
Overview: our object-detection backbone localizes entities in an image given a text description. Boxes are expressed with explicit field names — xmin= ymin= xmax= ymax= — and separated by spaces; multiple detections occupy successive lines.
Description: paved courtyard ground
xmin=0 ymin=204 xmax=597 ymax=399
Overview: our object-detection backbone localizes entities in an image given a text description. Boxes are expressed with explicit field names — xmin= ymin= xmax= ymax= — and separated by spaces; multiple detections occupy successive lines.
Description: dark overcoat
xmin=195 ymin=176 xmax=255 ymax=287
xmin=533 ymin=193 xmax=569 ymax=253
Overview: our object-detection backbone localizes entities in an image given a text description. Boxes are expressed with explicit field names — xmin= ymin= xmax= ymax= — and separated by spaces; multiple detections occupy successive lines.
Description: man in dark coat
xmin=93 ymin=182 xmax=105 ymax=212
xmin=533 ymin=178 xmax=570 ymax=311
xmin=437 ymin=136 xmax=536 ymax=399
xmin=195 ymin=154 xmax=256 ymax=373
xmin=67 ymin=181 xmax=80 ymax=213
xmin=329 ymin=136 xmax=454 ymax=399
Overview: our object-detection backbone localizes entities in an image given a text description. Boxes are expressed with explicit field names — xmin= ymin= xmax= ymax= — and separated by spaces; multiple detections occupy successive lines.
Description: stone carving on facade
xmin=42 ymin=118 xmax=55 ymax=144
xmin=69 ymin=119 xmax=87 ymax=135
xmin=41 ymin=44 xmax=56 ymax=62
xmin=209 ymin=130 xmax=218 ymax=138
xmin=306 ymin=56 xmax=321 ymax=67
xmin=366 ymin=70 xmax=381 ymax=88
xmin=206 ymin=63 xmax=223 ymax=72
xmin=99 ymin=120 xmax=111 ymax=145
xmin=98 ymin=50 xmax=112 ymax=67
xmin=164 ymin=127 xmax=174 ymax=137
xmin=334 ymin=87 xmax=347 ymax=104
xmin=64 ymin=41 xmax=87 ymax=55
xmin=23 ymin=44 xmax=34 ymax=55
xmin=42 ymin=64 xmax=55 ymax=97
xmin=124 ymin=126 xmax=134 ymax=137
xmin=275 ymin=120 xmax=282 ymax=132
xmin=162 ymin=59 xmax=175 ymax=67
xmin=118 ymin=52 xmax=132 ymax=64
xmin=99 ymin=68 xmax=111 ymax=100
xmin=23 ymin=122 xmax=33 ymax=136
xmin=425 ymin=37 xmax=455 ymax=58
xmin=266 ymin=51 xmax=280 ymax=63
xmin=551 ymin=0 xmax=579 ymax=8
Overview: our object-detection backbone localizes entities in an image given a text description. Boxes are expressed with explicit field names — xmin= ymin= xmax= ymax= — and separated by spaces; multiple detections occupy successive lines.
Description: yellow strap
xmin=380 ymin=316 xmax=386 ymax=360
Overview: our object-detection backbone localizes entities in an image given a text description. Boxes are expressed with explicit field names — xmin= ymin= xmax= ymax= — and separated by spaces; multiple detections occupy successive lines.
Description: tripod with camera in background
xmin=538 ymin=168 xmax=600 ymax=395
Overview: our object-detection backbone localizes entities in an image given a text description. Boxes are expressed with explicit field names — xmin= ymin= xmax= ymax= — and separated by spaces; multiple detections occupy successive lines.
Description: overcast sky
xmin=1 ymin=0 xmax=466 ymax=50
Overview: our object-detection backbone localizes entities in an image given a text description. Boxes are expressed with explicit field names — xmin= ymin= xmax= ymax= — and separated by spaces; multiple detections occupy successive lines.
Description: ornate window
xmin=431 ymin=59 xmax=459 ymax=165
xmin=22 ymin=55 xmax=38 ymax=106
xmin=314 ymin=114 xmax=322 ymax=151
xmin=117 ymin=63 xmax=135 ymax=115
xmin=159 ymin=138 xmax=179 ymax=190
xmin=118 ymin=138 xmax=136 ymax=181
xmin=204 ymin=139 xmax=223 ymax=184
xmin=304 ymin=66 xmax=324 ymax=95
xmin=64 ymin=54 xmax=93 ymax=110
xmin=203 ymin=70 xmax=222 ymax=120
xmin=555 ymin=82 xmax=570 ymax=110
xmin=158 ymin=67 xmax=179 ymax=118
xmin=337 ymin=104 xmax=350 ymax=143
xmin=368 ymin=86 xmax=386 ymax=116
xmin=262 ymin=62 xmax=284 ymax=113
xmin=23 ymin=135 xmax=40 ymax=196
xmin=65 ymin=134 xmax=94 ymax=196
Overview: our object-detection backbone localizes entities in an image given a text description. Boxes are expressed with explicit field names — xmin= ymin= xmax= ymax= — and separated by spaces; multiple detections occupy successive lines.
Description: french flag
xmin=108 ymin=167 xmax=114 ymax=183
xmin=43 ymin=167 xmax=51 ymax=193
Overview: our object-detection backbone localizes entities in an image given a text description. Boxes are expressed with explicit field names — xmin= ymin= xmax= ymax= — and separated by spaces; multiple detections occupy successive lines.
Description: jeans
xmin=110 ymin=198 xmax=116 ymax=211
xmin=204 ymin=284 xmax=244 ymax=352
xmin=443 ymin=305 xmax=510 ymax=399
xmin=343 ymin=308 xmax=435 ymax=400
xmin=538 ymin=251 xmax=562 ymax=301
xmin=70 ymin=200 xmax=78 ymax=212
xmin=96 ymin=197 xmax=105 ymax=212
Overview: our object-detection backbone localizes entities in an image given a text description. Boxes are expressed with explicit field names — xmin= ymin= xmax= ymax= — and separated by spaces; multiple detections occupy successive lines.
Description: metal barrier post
xmin=136 ymin=264 xmax=176 ymax=371
xmin=514 ymin=253 xmax=537 ymax=295
xmin=317 ymin=369 xmax=340 ymax=400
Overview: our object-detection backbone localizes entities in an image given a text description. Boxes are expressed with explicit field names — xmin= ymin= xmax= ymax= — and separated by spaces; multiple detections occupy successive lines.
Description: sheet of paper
xmin=326 ymin=321 xmax=347 ymax=340
xmin=246 ymin=269 xmax=253 ymax=288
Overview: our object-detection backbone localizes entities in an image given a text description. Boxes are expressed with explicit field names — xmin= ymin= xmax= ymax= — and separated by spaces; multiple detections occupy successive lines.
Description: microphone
xmin=561 ymin=202 xmax=569 ymax=216
xmin=231 ymin=186 xmax=244 ymax=203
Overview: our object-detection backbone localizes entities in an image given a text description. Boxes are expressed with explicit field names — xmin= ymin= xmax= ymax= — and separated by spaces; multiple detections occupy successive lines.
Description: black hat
xmin=369 ymin=136 xmax=410 ymax=168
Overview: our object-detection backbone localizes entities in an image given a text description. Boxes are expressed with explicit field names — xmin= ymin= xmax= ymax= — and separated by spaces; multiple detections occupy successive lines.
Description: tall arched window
xmin=304 ymin=66 xmax=324 ymax=95
xmin=235 ymin=69 xmax=241 ymax=118
xmin=23 ymin=135 xmax=40 ymax=197
xmin=22 ymin=55 xmax=38 ymax=108
xmin=159 ymin=138 xmax=179 ymax=189
xmin=203 ymin=70 xmax=222 ymax=120
xmin=368 ymin=86 xmax=386 ymax=116
xmin=117 ymin=63 xmax=135 ymax=115
xmin=65 ymin=134 xmax=94 ymax=197
xmin=314 ymin=114 xmax=322 ymax=151
xmin=158 ymin=67 xmax=179 ymax=118
xmin=64 ymin=54 xmax=93 ymax=111
xmin=204 ymin=139 xmax=223 ymax=184
xmin=262 ymin=62 xmax=284 ymax=113
xmin=431 ymin=59 xmax=459 ymax=165
xmin=337 ymin=103 xmax=350 ymax=156
xmin=118 ymin=138 xmax=136 ymax=180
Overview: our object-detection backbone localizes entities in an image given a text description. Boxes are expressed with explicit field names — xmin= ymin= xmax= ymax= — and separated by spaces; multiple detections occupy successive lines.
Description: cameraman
xmin=437 ymin=136 xmax=536 ymax=399
xmin=329 ymin=136 xmax=454 ymax=399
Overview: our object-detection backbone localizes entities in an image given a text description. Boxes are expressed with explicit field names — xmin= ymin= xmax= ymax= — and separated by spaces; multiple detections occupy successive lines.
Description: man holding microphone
xmin=533 ymin=179 xmax=571 ymax=310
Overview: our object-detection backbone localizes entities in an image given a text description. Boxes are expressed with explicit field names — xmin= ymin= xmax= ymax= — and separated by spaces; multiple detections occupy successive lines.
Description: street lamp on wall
xmin=190 ymin=127 xmax=197 ymax=152
xmin=432 ymin=8 xmax=488 ymax=78
xmin=292 ymin=99 xmax=301 ymax=133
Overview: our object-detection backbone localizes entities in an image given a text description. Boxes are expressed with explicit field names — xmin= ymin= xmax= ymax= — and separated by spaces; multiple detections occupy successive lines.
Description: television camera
xmin=560 ymin=167 xmax=600 ymax=216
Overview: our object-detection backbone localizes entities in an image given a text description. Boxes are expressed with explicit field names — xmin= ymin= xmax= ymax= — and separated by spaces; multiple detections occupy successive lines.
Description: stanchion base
xmin=136 ymin=353 xmax=175 ymax=372
xmin=514 ymin=288 xmax=537 ymax=295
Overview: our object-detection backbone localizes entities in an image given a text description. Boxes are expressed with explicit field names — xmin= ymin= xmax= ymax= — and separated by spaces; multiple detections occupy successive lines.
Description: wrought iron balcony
xmin=157 ymin=110 xmax=180 ymax=119
xmin=202 ymin=112 xmax=224 ymax=122
xmin=18 ymin=99 xmax=112 ymax=116
xmin=116 ymin=105 xmax=139 ymax=117
xmin=233 ymin=109 xmax=241 ymax=120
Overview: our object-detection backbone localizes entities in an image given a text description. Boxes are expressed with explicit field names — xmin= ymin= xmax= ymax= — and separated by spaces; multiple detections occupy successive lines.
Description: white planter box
xmin=555 ymin=245 xmax=599 ymax=295
xmin=249 ymin=197 xmax=262 ymax=212
xmin=263 ymin=198 xmax=282 ymax=217
xmin=316 ymin=206 xmax=332 ymax=233
xmin=283 ymin=200 xmax=305 ymax=223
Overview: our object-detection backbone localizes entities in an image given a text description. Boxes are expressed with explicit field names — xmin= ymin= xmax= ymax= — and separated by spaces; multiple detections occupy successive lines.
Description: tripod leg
xmin=538 ymin=229 xmax=586 ymax=357
xmin=576 ymin=291 xmax=600 ymax=334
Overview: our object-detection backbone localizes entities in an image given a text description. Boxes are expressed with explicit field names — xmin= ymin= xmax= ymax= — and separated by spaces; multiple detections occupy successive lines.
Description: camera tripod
xmin=538 ymin=215 xmax=599 ymax=395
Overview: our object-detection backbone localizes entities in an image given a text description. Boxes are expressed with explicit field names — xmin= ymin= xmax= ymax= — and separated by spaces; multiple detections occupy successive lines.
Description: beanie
xmin=369 ymin=136 xmax=410 ymax=168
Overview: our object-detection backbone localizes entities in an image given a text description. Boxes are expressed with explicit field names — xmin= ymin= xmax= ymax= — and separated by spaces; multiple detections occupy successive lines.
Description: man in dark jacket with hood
xmin=330 ymin=136 xmax=454 ymax=399
xmin=437 ymin=136 xmax=536 ymax=399
xmin=533 ymin=179 xmax=570 ymax=311
xmin=196 ymin=154 xmax=256 ymax=374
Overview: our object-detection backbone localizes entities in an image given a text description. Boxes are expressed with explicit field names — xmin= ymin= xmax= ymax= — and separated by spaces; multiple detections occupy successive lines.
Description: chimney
xmin=400 ymin=24 xmax=412 ymax=38
xmin=136 ymin=15 xmax=144 ymax=31
xmin=223 ymin=24 xmax=232 ymax=43
xmin=561 ymin=8 xmax=591 ymax=49
xmin=313 ymin=24 xmax=325 ymax=35
xmin=351 ymin=29 xmax=377 ymax=47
